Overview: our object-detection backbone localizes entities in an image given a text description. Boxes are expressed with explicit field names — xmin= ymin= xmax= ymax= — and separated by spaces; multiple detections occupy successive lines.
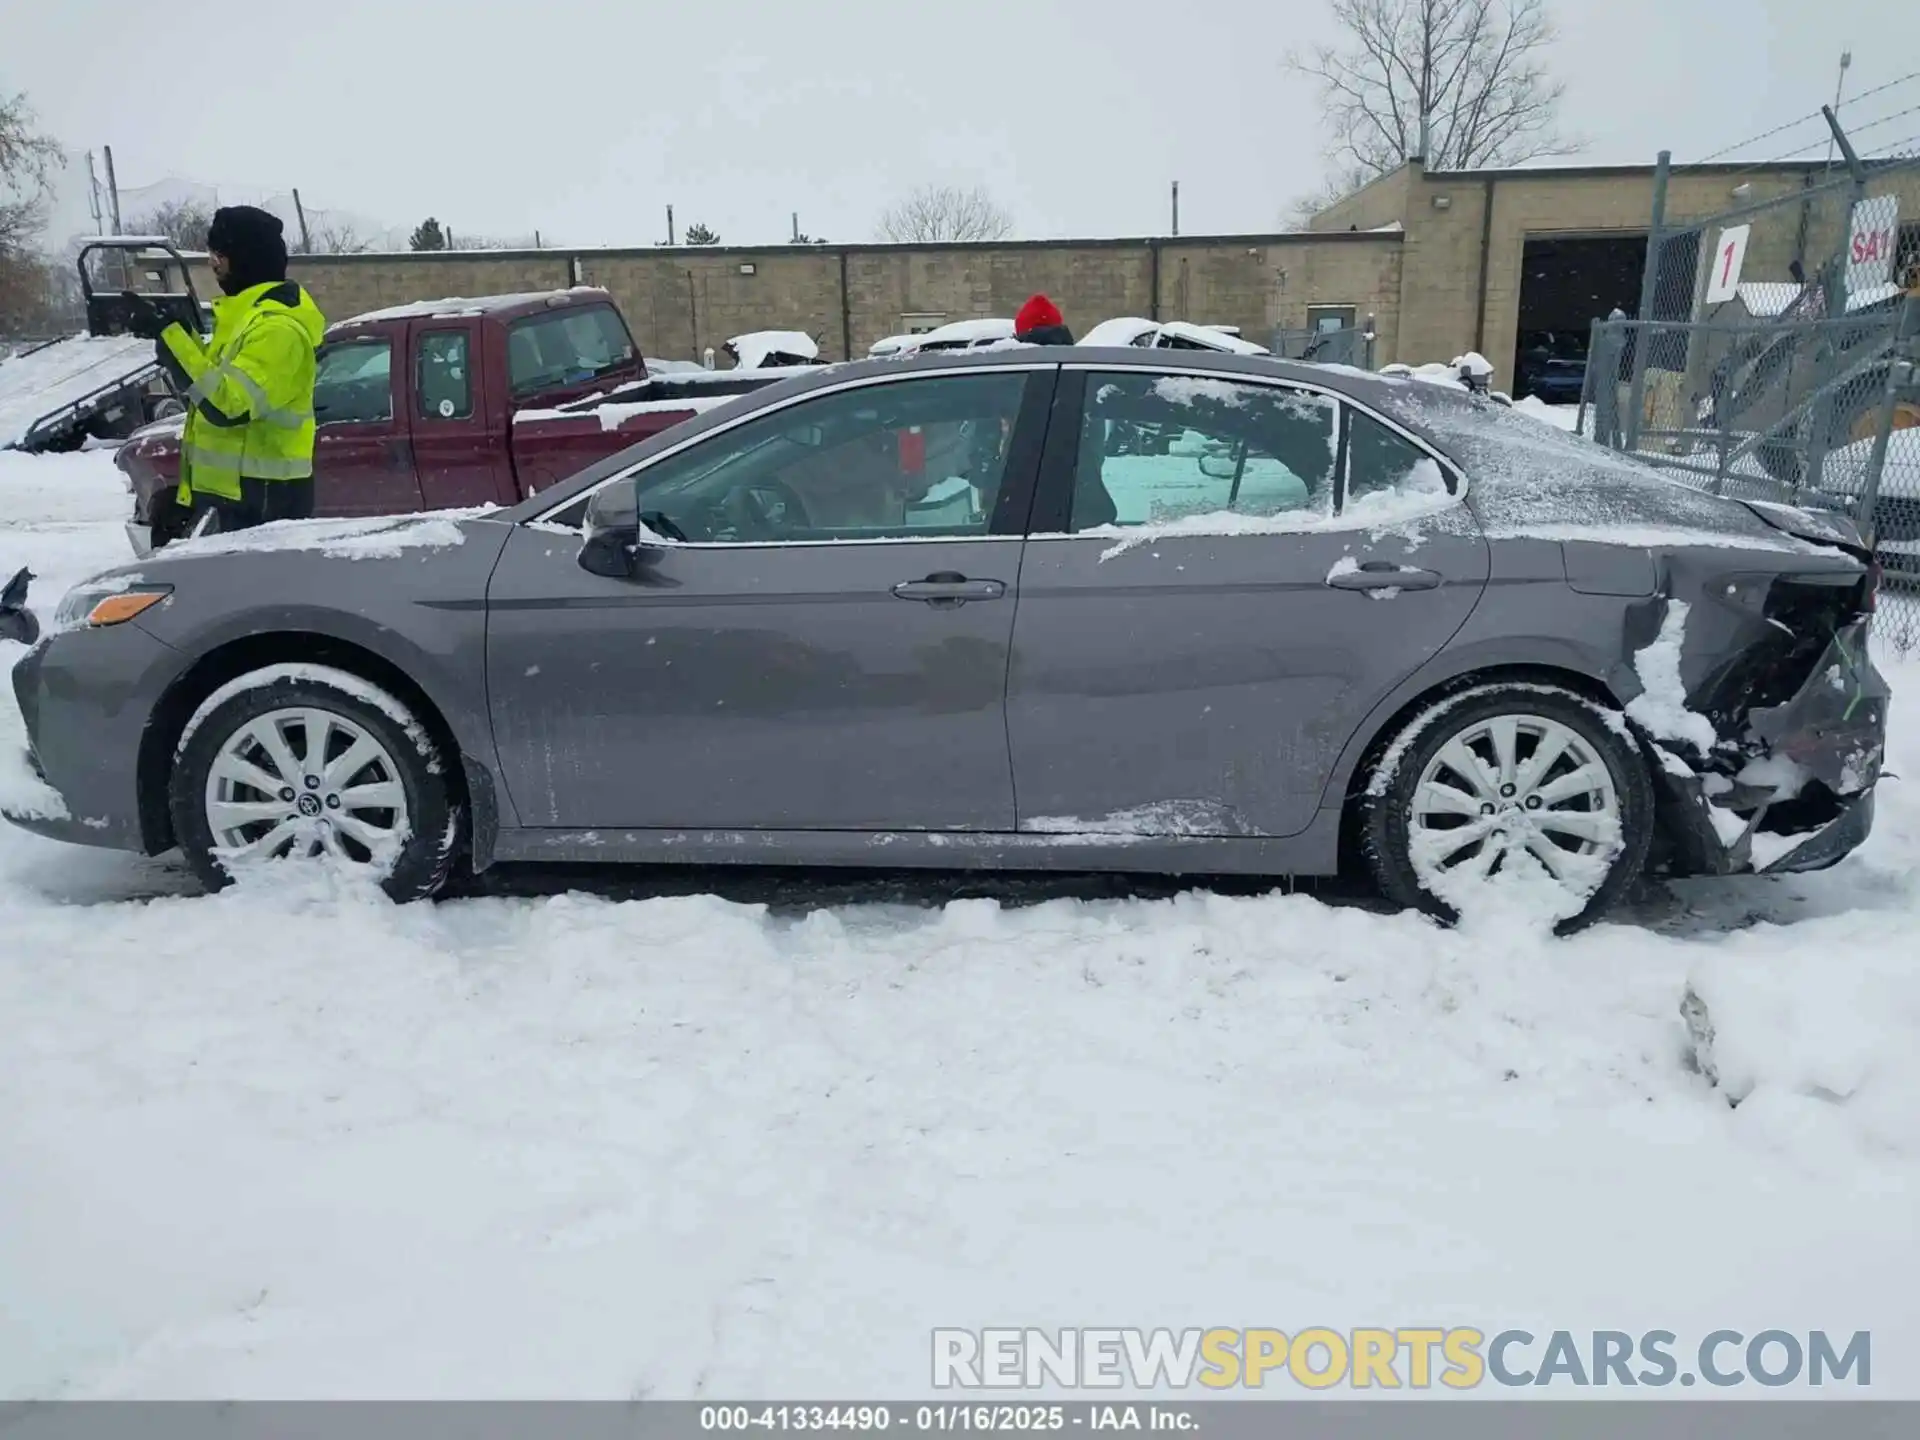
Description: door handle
xmin=892 ymin=572 xmax=1006 ymax=605
xmin=1327 ymin=561 xmax=1442 ymax=592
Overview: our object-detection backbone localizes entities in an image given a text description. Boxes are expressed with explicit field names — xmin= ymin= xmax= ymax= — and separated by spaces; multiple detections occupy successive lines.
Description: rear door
xmin=1005 ymin=365 xmax=1491 ymax=839
xmin=411 ymin=321 xmax=514 ymax=508
xmin=484 ymin=363 xmax=1057 ymax=831
xmin=310 ymin=333 xmax=422 ymax=516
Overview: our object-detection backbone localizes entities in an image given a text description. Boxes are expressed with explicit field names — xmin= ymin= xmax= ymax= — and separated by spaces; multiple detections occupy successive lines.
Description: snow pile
xmin=726 ymin=331 xmax=819 ymax=370
xmin=6 ymin=448 xmax=1920 ymax=1397
xmin=1684 ymin=946 xmax=1920 ymax=1157
xmin=1623 ymin=601 xmax=1719 ymax=756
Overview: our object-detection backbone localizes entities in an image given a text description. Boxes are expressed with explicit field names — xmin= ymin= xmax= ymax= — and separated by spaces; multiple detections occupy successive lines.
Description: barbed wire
xmin=1683 ymin=70 xmax=1920 ymax=169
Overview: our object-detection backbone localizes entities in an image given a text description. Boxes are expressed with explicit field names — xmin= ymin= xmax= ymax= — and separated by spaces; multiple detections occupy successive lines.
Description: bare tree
xmin=878 ymin=185 xmax=1014 ymax=244
xmin=1285 ymin=0 xmax=1582 ymax=209
xmin=311 ymin=220 xmax=375 ymax=254
xmin=1 ymin=89 xmax=62 ymax=259
xmin=130 ymin=198 xmax=214 ymax=252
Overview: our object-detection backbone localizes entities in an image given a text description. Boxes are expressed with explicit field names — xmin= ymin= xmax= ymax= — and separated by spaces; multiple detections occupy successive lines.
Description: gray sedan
xmin=4 ymin=348 xmax=1891 ymax=932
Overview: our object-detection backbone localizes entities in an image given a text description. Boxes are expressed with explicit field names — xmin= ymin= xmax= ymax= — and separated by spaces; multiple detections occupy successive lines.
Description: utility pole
xmin=291 ymin=189 xmax=313 ymax=253
xmin=85 ymin=152 xmax=105 ymax=234
xmin=666 ymin=205 xmax=675 ymax=246
xmin=102 ymin=145 xmax=123 ymax=234
xmin=1170 ymin=181 xmax=1179 ymax=236
xmin=792 ymin=211 xmax=801 ymax=243
xmin=1823 ymin=52 xmax=1853 ymax=171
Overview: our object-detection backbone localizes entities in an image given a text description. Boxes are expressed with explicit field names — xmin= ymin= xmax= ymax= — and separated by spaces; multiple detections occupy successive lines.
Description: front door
xmin=486 ymin=365 xmax=1054 ymax=831
xmin=310 ymin=336 xmax=421 ymax=517
xmin=1006 ymin=367 xmax=1490 ymax=838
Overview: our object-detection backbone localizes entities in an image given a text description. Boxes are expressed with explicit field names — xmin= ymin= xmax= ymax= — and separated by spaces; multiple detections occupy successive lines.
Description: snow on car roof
xmin=332 ymin=288 xmax=609 ymax=329
xmin=1080 ymin=317 xmax=1160 ymax=347
xmin=725 ymin=331 xmax=819 ymax=369
xmin=916 ymin=317 xmax=1015 ymax=348
xmin=1155 ymin=321 xmax=1269 ymax=355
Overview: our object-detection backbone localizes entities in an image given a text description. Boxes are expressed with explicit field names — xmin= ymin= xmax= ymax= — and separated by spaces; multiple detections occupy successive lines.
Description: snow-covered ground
xmin=2 ymin=450 xmax=1918 ymax=1400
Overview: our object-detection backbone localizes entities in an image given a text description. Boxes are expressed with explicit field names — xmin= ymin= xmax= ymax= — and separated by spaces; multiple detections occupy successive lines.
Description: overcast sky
xmin=9 ymin=0 xmax=1918 ymax=249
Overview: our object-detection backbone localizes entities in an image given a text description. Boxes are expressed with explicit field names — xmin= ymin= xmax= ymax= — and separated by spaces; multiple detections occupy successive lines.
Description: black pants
xmin=187 ymin=477 xmax=316 ymax=535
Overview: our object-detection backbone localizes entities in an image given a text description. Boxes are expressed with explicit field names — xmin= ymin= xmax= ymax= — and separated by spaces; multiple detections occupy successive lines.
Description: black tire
xmin=1360 ymin=682 xmax=1657 ymax=935
xmin=170 ymin=665 xmax=462 ymax=902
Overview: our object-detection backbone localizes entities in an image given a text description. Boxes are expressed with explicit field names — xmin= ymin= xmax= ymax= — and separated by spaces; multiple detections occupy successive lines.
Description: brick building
xmin=180 ymin=159 xmax=1916 ymax=392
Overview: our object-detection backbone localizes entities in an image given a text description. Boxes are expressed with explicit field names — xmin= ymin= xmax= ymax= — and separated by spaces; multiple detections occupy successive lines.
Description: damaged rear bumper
xmin=1647 ymin=619 xmax=1889 ymax=879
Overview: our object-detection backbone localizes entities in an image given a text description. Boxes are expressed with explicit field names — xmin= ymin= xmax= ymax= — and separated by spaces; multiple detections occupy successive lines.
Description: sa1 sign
xmin=1847 ymin=194 xmax=1900 ymax=294
xmin=1704 ymin=224 xmax=1751 ymax=304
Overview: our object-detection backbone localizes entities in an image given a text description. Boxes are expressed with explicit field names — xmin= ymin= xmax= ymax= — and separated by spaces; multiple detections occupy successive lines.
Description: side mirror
xmin=577 ymin=479 xmax=651 ymax=580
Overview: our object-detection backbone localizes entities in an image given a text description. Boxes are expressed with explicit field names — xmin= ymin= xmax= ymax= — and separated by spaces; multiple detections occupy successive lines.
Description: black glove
xmin=120 ymin=290 xmax=170 ymax=340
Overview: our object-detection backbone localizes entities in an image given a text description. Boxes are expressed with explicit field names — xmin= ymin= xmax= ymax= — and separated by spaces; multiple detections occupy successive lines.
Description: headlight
xmin=54 ymin=582 xmax=172 ymax=630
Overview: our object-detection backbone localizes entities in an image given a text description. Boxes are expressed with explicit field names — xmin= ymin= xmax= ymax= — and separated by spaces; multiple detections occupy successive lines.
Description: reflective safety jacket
xmin=157 ymin=281 xmax=327 ymax=505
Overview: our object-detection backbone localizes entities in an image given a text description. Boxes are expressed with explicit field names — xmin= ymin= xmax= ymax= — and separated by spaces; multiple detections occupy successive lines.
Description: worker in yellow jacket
xmin=122 ymin=206 xmax=326 ymax=533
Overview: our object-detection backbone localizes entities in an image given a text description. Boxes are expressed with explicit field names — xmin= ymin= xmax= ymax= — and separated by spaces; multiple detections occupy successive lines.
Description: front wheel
xmin=1360 ymin=683 xmax=1655 ymax=934
xmin=170 ymin=665 xmax=462 ymax=901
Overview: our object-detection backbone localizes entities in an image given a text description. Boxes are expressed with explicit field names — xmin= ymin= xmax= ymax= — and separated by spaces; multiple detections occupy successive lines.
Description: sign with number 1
xmin=1703 ymin=224 xmax=1751 ymax=305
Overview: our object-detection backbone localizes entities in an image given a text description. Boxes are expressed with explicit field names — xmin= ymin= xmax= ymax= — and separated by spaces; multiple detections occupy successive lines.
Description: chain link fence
xmin=1584 ymin=301 xmax=1920 ymax=649
xmin=1579 ymin=138 xmax=1920 ymax=649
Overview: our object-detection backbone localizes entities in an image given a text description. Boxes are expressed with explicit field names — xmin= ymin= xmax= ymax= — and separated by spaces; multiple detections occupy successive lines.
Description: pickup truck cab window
xmin=415 ymin=330 xmax=472 ymax=420
xmin=313 ymin=340 xmax=393 ymax=425
xmin=507 ymin=305 xmax=637 ymax=397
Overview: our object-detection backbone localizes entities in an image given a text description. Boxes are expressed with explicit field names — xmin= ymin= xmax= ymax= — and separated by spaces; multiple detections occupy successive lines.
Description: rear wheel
xmin=170 ymin=666 xmax=461 ymax=901
xmin=1361 ymin=683 xmax=1655 ymax=934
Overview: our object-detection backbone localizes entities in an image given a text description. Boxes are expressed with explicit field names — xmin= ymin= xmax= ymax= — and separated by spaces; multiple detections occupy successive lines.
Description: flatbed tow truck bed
xmin=0 ymin=334 xmax=160 ymax=452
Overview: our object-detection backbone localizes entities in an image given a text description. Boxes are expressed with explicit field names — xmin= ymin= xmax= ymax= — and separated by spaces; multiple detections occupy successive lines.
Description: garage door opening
xmin=1512 ymin=234 xmax=1650 ymax=402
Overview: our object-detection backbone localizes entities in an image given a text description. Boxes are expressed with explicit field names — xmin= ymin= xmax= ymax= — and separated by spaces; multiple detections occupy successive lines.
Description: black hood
xmin=207 ymin=205 xmax=289 ymax=295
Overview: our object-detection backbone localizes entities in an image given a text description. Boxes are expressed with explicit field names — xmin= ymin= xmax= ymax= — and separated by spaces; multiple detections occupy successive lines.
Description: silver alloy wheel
xmin=202 ymin=706 xmax=410 ymax=869
xmin=1407 ymin=711 xmax=1623 ymax=897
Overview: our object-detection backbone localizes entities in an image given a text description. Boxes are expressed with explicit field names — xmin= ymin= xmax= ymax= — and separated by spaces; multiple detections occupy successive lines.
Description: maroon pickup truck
xmin=116 ymin=286 xmax=792 ymax=554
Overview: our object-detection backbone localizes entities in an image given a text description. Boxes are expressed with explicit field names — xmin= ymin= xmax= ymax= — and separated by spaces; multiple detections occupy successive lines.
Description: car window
xmin=624 ymin=372 xmax=1030 ymax=543
xmin=415 ymin=330 xmax=472 ymax=420
xmin=1066 ymin=372 xmax=1337 ymax=532
xmin=507 ymin=305 xmax=636 ymax=396
xmin=1346 ymin=408 xmax=1453 ymax=507
xmin=312 ymin=340 xmax=393 ymax=425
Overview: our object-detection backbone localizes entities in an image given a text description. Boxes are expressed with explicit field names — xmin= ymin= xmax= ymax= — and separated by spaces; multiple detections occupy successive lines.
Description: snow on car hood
xmin=1375 ymin=380 xmax=1833 ymax=553
xmin=141 ymin=509 xmax=495 ymax=563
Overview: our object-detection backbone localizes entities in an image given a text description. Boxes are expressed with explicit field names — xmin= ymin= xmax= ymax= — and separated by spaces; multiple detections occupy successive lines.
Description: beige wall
xmin=1325 ymin=159 xmax=1920 ymax=390
xmin=276 ymin=235 xmax=1406 ymax=365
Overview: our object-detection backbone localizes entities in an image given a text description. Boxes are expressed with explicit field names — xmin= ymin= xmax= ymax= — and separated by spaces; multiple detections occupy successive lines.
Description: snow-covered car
xmin=1079 ymin=317 xmax=1271 ymax=355
xmin=4 ymin=348 xmax=1887 ymax=933
xmin=871 ymin=319 xmax=1016 ymax=359
xmin=724 ymin=331 xmax=823 ymax=370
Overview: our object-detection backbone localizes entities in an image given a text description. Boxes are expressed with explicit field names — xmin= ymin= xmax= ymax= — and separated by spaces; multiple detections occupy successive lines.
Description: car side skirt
xmin=486 ymin=809 xmax=1350 ymax=876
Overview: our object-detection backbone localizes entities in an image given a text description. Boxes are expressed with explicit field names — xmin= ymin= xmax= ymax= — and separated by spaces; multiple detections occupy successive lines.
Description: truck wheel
xmin=170 ymin=665 xmax=462 ymax=902
xmin=1360 ymin=682 xmax=1655 ymax=934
